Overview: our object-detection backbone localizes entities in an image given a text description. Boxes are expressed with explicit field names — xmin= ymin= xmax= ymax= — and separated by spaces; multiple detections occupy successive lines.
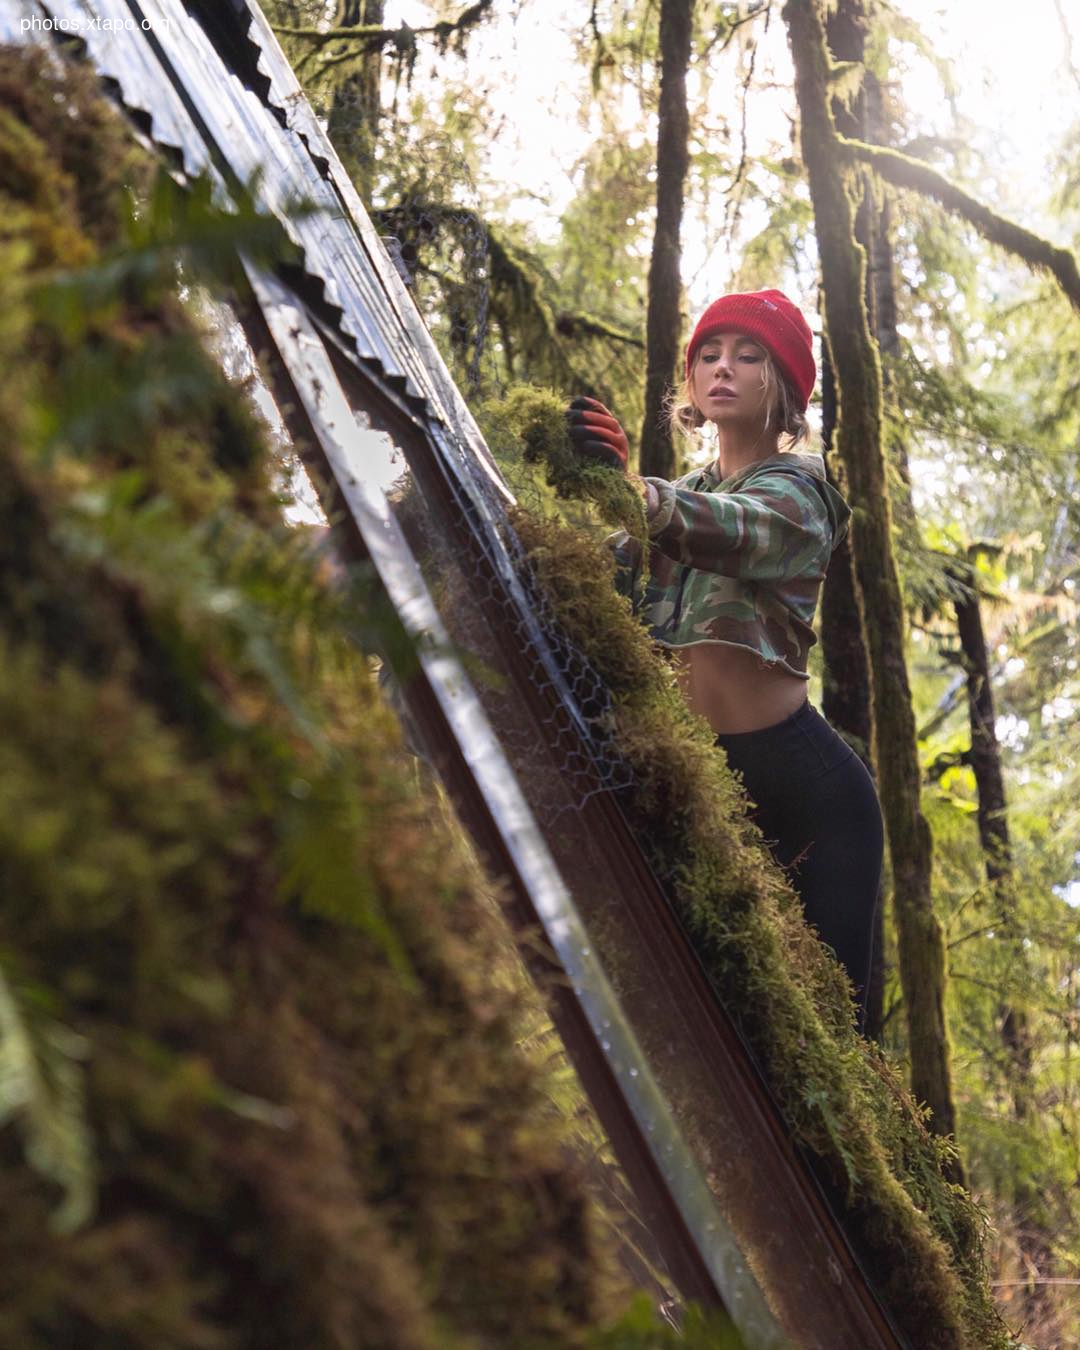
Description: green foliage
xmin=0 ymin=42 xmax=648 ymax=1348
xmin=729 ymin=173 xmax=815 ymax=292
xmin=908 ymin=582 xmax=1080 ymax=1346
xmin=270 ymin=3 xmax=650 ymax=405
xmin=555 ymin=137 xmax=654 ymax=307
xmin=496 ymin=393 xmax=1011 ymax=1349
xmin=587 ymin=1294 xmax=742 ymax=1349
xmin=0 ymin=961 xmax=94 ymax=1234
xmin=267 ymin=0 xmax=494 ymax=91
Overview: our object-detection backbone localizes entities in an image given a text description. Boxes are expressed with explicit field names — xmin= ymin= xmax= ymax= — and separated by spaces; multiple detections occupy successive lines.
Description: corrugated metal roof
xmin=236 ymin=0 xmax=502 ymax=475
xmin=149 ymin=0 xmax=435 ymax=398
xmin=15 ymin=0 xmax=500 ymax=487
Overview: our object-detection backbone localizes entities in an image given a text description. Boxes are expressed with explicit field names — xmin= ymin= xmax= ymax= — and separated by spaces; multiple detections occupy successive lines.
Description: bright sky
xmin=386 ymin=0 xmax=1078 ymax=312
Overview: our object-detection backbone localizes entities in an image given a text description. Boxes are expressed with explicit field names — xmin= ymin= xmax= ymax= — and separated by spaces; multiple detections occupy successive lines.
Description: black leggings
xmin=715 ymin=699 xmax=883 ymax=1028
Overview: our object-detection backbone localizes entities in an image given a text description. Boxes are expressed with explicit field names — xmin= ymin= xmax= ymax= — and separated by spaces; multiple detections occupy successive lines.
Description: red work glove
xmin=567 ymin=396 xmax=629 ymax=472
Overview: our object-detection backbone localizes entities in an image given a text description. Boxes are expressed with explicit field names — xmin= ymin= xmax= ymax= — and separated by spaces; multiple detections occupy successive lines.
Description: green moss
xmin=482 ymin=384 xmax=648 ymax=540
xmin=497 ymin=388 xmax=1012 ymax=1348
xmin=0 ymin=43 xmax=639 ymax=1349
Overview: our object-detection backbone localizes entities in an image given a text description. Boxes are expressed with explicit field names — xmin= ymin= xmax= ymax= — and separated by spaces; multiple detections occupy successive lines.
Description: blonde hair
xmin=669 ymin=346 xmax=810 ymax=449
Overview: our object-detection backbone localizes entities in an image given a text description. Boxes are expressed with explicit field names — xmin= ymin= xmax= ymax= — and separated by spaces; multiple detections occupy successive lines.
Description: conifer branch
xmin=272 ymin=0 xmax=493 ymax=58
xmin=554 ymin=311 xmax=644 ymax=347
xmin=842 ymin=136 xmax=1080 ymax=313
xmin=374 ymin=200 xmax=643 ymax=353
xmin=702 ymin=0 xmax=771 ymax=58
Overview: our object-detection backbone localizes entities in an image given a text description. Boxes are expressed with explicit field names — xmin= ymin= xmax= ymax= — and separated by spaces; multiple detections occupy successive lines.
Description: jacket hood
xmin=704 ymin=451 xmax=852 ymax=547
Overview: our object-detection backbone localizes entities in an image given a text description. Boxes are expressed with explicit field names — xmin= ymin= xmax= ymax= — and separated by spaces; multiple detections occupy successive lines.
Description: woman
xmin=568 ymin=288 xmax=883 ymax=1027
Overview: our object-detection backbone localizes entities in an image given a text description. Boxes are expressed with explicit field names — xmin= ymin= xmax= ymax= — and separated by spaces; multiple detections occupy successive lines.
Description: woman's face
xmin=691 ymin=331 xmax=771 ymax=427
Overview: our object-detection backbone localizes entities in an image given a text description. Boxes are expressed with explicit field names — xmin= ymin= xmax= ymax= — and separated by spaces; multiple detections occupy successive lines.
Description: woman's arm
xmin=643 ymin=470 xmax=834 ymax=584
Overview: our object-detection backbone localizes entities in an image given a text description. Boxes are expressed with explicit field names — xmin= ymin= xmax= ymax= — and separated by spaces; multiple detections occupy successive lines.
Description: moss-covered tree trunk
xmin=866 ymin=81 xmax=900 ymax=362
xmin=819 ymin=344 xmax=884 ymax=1034
xmin=639 ymin=0 xmax=693 ymax=479
xmin=820 ymin=0 xmax=884 ymax=1039
xmin=326 ymin=0 xmax=384 ymax=202
xmin=784 ymin=0 xmax=959 ymax=1146
xmin=820 ymin=2 xmax=910 ymax=1045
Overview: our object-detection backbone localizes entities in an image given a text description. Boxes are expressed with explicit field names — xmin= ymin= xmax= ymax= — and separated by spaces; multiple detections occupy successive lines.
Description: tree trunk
xmin=952 ymin=558 xmax=1061 ymax=1339
xmin=327 ymin=0 xmax=385 ymax=203
xmin=819 ymin=342 xmax=884 ymax=1034
xmin=784 ymin=0 xmax=959 ymax=1148
xmin=953 ymin=562 xmax=1036 ymax=1101
xmin=954 ymin=570 xmax=1011 ymax=882
xmin=820 ymin=0 xmax=884 ymax=1040
xmin=820 ymin=4 xmax=908 ymax=1047
xmin=952 ymin=559 xmax=1031 ymax=1096
xmin=639 ymin=0 xmax=694 ymax=479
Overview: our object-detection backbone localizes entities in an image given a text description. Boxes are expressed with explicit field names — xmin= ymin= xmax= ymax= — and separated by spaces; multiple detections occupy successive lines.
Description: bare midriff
xmin=670 ymin=642 xmax=809 ymax=736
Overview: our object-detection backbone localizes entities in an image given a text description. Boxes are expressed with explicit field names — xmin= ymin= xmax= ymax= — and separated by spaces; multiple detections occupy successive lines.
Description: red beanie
xmin=685 ymin=289 xmax=816 ymax=412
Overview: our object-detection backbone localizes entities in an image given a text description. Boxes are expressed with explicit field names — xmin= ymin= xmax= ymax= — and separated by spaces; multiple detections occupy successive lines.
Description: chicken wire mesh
xmin=193 ymin=264 xmax=638 ymax=831
xmin=395 ymin=448 xmax=639 ymax=823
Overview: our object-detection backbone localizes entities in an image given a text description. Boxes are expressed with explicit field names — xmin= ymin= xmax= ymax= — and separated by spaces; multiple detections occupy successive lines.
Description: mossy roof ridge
xmin=483 ymin=385 xmax=1015 ymax=1350
xmin=0 ymin=45 xmax=644 ymax=1348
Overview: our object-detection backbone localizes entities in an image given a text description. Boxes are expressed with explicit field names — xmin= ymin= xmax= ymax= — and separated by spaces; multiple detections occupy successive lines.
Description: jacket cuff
xmin=643 ymin=477 xmax=677 ymax=535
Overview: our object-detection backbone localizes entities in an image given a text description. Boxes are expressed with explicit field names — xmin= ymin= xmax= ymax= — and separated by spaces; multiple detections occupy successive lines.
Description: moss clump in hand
xmin=482 ymin=384 xmax=649 ymax=542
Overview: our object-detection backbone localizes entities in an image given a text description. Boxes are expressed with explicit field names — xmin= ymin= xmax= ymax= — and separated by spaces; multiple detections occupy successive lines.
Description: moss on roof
xmin=0 ymin=44 xmax=656 ymax=1349
xmin=481 ymin=384 xmax=1015 ymax=1350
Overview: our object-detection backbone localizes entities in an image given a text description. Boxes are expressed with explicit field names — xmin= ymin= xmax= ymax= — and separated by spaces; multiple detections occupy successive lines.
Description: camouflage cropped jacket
xmin=610 ymin=451 xmax=852 ymax=680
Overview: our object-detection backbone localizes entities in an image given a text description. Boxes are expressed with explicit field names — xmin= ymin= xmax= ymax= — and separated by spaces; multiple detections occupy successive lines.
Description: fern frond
xmin=0 ymin=963 xmax=95 ymax=1233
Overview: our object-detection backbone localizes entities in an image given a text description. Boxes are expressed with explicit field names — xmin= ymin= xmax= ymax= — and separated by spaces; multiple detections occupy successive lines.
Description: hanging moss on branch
xmin=492 ymin=390 xmax=1013 ymax=1349
xmin=373 ymin=198 xmax=643 ymax=395
xmin=272 ymin=0 xmax=494 ymax=83
xmin=841 ymin=136 xmax=1080 ymax=313
xmin=0 ymin=43 xmax=642 ymax=1349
